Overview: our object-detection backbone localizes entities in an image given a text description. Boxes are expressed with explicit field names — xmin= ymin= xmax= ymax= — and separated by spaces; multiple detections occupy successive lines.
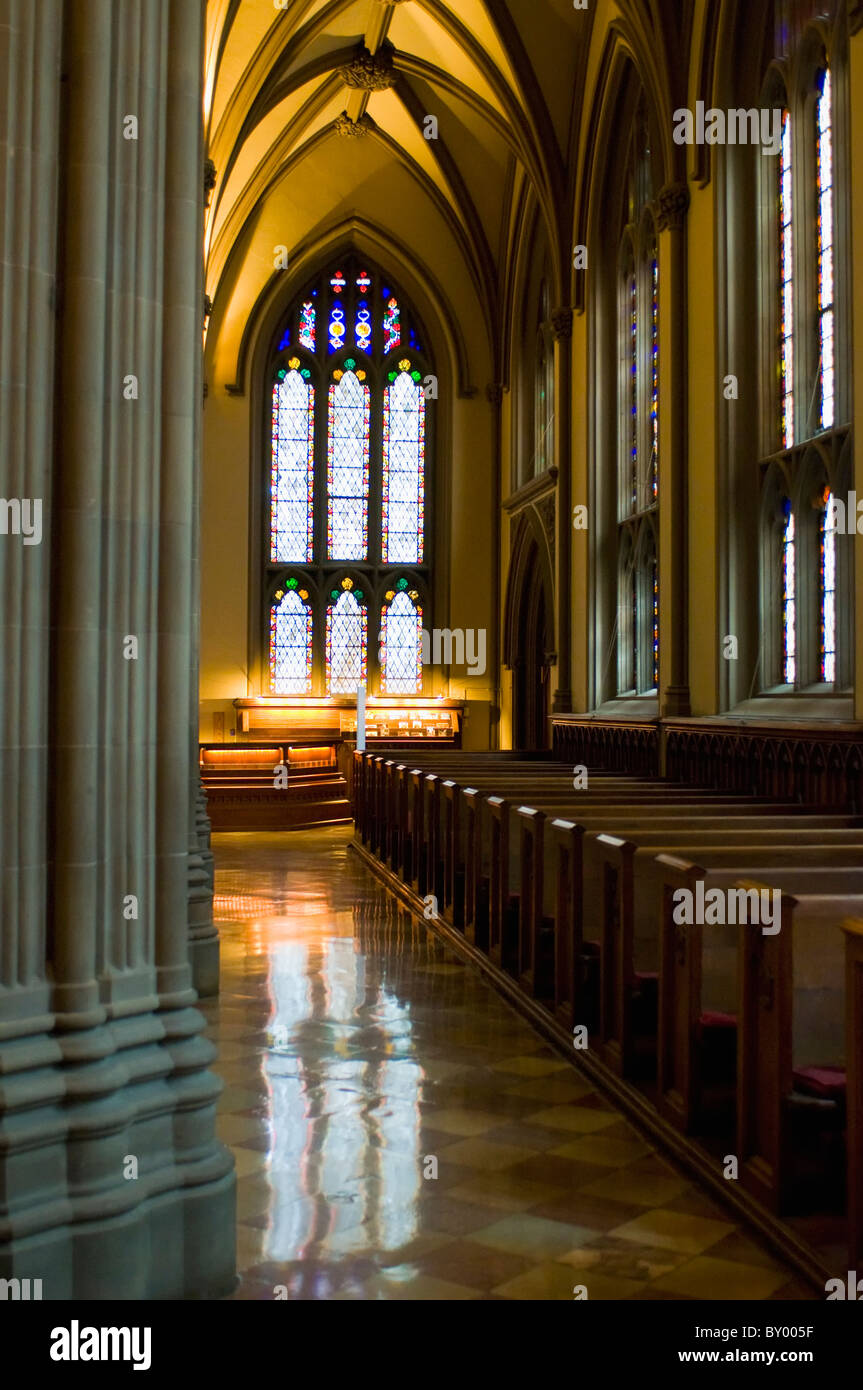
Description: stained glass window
xmin=649 ymin=250 xmax=659 ymax=502
xmin=651 ymin=550 xmax=659 ymax=690
xmin=270 ymin=366 xmax=314 ymax=562
xmin=779 ymin=109 xmax=794 ymax=447
xmin=328 ymin=366 xmax=370 ymax=560
xmin=383 ymin=291 xmax=401 ymax=354
xmin=329 ymin=301 xmax=346 ymax=353
xmin=816 ymin=68 xmax=834 ymax=431
xmin=270 ymin=583 xmax=313 ymax=694
xmin=628 ymin=268 xmax=637 ymax=513
xmin=820 ymin=488 xmax=836 ymax=682
xmin=782 ymin=499 xmax=796 ymax=684
xmin=326 ymin=581 xmax=367 ymax=694
xmin=266 ymin=261 xmax=430 ymax=695
xmin=382 ymin=365 xmax=425 ymax=564
xmin=380 ymin=585 xmax=423 ymax=694
xmin=355 ymin=299 xmax=372 ymax=354
xmin=299 ymin=300 xmax=315 ymax=352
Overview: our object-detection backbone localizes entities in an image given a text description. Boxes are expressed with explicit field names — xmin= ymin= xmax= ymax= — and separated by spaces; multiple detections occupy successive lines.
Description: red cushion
xmin=635 ymin=971 xmax=658 ymax=981
xmin=792 ymin=1065 xmax=846 ymax=1099
xmin=698 ymin=1010 xmax=737 ymax=1030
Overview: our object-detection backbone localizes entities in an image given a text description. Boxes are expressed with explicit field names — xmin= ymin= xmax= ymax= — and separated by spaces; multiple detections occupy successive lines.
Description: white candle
xmin=356 ymin=686 xmax=366 ymax=752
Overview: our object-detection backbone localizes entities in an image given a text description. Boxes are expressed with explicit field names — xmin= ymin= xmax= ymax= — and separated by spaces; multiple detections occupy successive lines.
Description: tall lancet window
xmin=816 ymin=68 xmax=834 ymax=432
xmin=263 ymin=258 xmax=432 ymax=696
xmin=759 ymin=41 xmax=849 ymax=693
xmin=616 ymin=99 xmax=659 ymax=695
xmin=779 ymin=109 xmax=794 ymax=449
xmin=380 ymin=581 xmax=422 ymax=695
xmin=326 ymin=578 xmax=367 ymax=695
xmin=782 ymin=499 xmax=796 ymax=684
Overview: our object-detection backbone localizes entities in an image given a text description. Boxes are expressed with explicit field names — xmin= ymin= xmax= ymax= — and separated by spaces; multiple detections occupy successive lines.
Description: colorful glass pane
xmin=380 ymin=590 xmax=423 ymax=695
xmin=651 ymin=551 xmax=659 ymax=690
xmin=326 ymin=588 xmax=367 ymax=694
xmin=382 ymin=370 xmax=425 ymax=565
xmin=782 ymin=500 xmax=796 ymax=684
xmin=330 ymin=270 xmax=346 ymax=294
xmin=820 ymin=489 xmax=837 ymax=682
xmin=355 ymin=270 xmax=371 ymax=292
xmin=383 ymin=294 xmax=401 ymax=354
xmin=270 ymin=588 xmax=312 ymax=694
xmin=629 ymin=269 xmax=637 ymax=513
xmin=817 ymin=69 xmax=834 ymax=431
xmin=355 ymin=299 xmax=372 ymax=354
xmin=299 ymin=300 xmax=315 ymax=352
xmin=650 ymin=251 xmax=658 ymax=502
xmin=277 ymin=326 xmax=291 ymax=352
xmin=329 ymin=301 xmax=346 ymax=353
xmin=779 ymin=109 xmax=794 ymax=448
xmin=327 ymin=370 xmax=370 ymax=559
xmin=270 ymin=371 xmax=314 ymax=563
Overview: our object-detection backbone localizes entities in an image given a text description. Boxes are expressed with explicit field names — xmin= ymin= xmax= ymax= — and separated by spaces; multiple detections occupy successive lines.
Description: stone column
xmin=486 ymin=381 xmax=503 ymax=748
xmin=656 ymin=183 xmax=691 ymax=717
xmin=850 ymin=10 xmax=863 ymax=718
xmin=551 ymin=306 xmax=573 ymax=713
xmin=0 ymin=0 xmax=235 ymax=1300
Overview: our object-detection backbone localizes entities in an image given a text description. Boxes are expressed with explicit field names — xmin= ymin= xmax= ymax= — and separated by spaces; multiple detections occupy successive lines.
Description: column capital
xmin=850 ymin=0 xmax=863 ymax=34
xmin=341 ymin=45 xmax=396 ymax=91
xmin=203 ymin=158 xmax=216 ymax=208
xmin=551 ymin=306 xmax=573 ymax=341
xmin=656 ymin=181 xmax=690 ymax=231
xmin=485 ymin=381 xmax=504 ymax=407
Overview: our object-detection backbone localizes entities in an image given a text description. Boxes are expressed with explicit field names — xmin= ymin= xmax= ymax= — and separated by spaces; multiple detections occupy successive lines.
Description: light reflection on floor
xmin=202 ymin=828 xmax=813 ymax=1301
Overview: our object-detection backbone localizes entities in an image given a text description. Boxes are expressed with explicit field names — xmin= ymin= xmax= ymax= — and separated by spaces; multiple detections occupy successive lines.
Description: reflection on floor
xmin=202 ymin=828 xmax=814 ymax=1300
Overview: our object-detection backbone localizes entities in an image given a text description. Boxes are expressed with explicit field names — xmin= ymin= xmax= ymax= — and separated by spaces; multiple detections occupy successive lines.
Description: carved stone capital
xmin=485 ymin=382 xmax=504 ymax=407
xmin=656 ymin=181 xmax=690 ymax=231
xmin=341 ymin=45 xmax=396 ymax=92
xmin=850 ymin=0 xmax=863 ymax=34
xmin=551 ymin=306 xmax=573 ymax=341
xmin=334 ymin=111 xmax=373 ymax=139
xmin=203 ymin=158 xmax=216 ymax=208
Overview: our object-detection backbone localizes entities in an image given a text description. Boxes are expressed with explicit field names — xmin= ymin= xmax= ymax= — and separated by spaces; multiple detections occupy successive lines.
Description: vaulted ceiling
xmin=203 ymin=0 xmax=593 ymax=386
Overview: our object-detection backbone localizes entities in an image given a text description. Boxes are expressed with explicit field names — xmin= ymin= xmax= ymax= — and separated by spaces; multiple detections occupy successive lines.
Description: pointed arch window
xmin=328 ymin=365 xmax=370 ymax=560
xmin=270 ymin=581 xmax=313 ymax=695
xmin=615 ymin=100 xmax=659 ymax=696
xmin=380 ymin=582 xmax=423 ymax=695
xmin=816 ymin=67 xmax=834 ymax=432
xmin=263 ymin=258 xmax=432 ymax=696
xmin=820 ymin=487 xmax=837 ymax=682
xmin=781 ymin=498 xmax=796 ymax=684
xmin=383 ymin=363 xmax=425 ymax=564
xmin=758 ymin=43 xmax=849 ymax=692
xmin=326 ymin=578 xmax=367 ymax=695
xmin=270 ymin=366 xmax=314 ymax=563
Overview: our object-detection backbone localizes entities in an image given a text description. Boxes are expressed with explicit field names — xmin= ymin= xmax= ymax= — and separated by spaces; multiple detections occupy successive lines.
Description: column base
xmin=190 ymin=931 xmax=221 ymax=998
xmin=660 ymin=686 xmax=691 ymax=717
xmin=0 ymin=1168 xmax=236 ymax=1299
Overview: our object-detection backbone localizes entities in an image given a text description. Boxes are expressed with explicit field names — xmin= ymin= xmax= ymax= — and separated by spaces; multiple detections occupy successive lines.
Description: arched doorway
xmin=505 ymin=513 xmax=555 ymax=751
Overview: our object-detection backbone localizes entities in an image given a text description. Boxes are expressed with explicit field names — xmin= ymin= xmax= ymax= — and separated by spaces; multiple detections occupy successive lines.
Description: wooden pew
xmin=841 ymin=917 xmax=863 ymax=1267
xmin=650 ymin=857 xmax=863 ymax=1138
xmin=589 ymin=834 xmax=863 ymax=1081
xmin=735 ymin=880 xmax=863 ymax=1217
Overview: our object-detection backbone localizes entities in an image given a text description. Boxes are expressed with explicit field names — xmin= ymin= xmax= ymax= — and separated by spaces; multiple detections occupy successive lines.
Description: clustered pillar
xmin=0 ymin=0 xmax=234 ymax=1298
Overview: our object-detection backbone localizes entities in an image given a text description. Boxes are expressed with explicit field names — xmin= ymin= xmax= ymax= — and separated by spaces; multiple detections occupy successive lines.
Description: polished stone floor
xmin=201 ymin=828 xmax=813 ymax=1300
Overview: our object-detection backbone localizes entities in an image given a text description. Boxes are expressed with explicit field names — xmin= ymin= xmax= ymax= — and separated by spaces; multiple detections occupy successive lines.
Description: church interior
xmin=2 ymin=0 xmax=863 ymax=1308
